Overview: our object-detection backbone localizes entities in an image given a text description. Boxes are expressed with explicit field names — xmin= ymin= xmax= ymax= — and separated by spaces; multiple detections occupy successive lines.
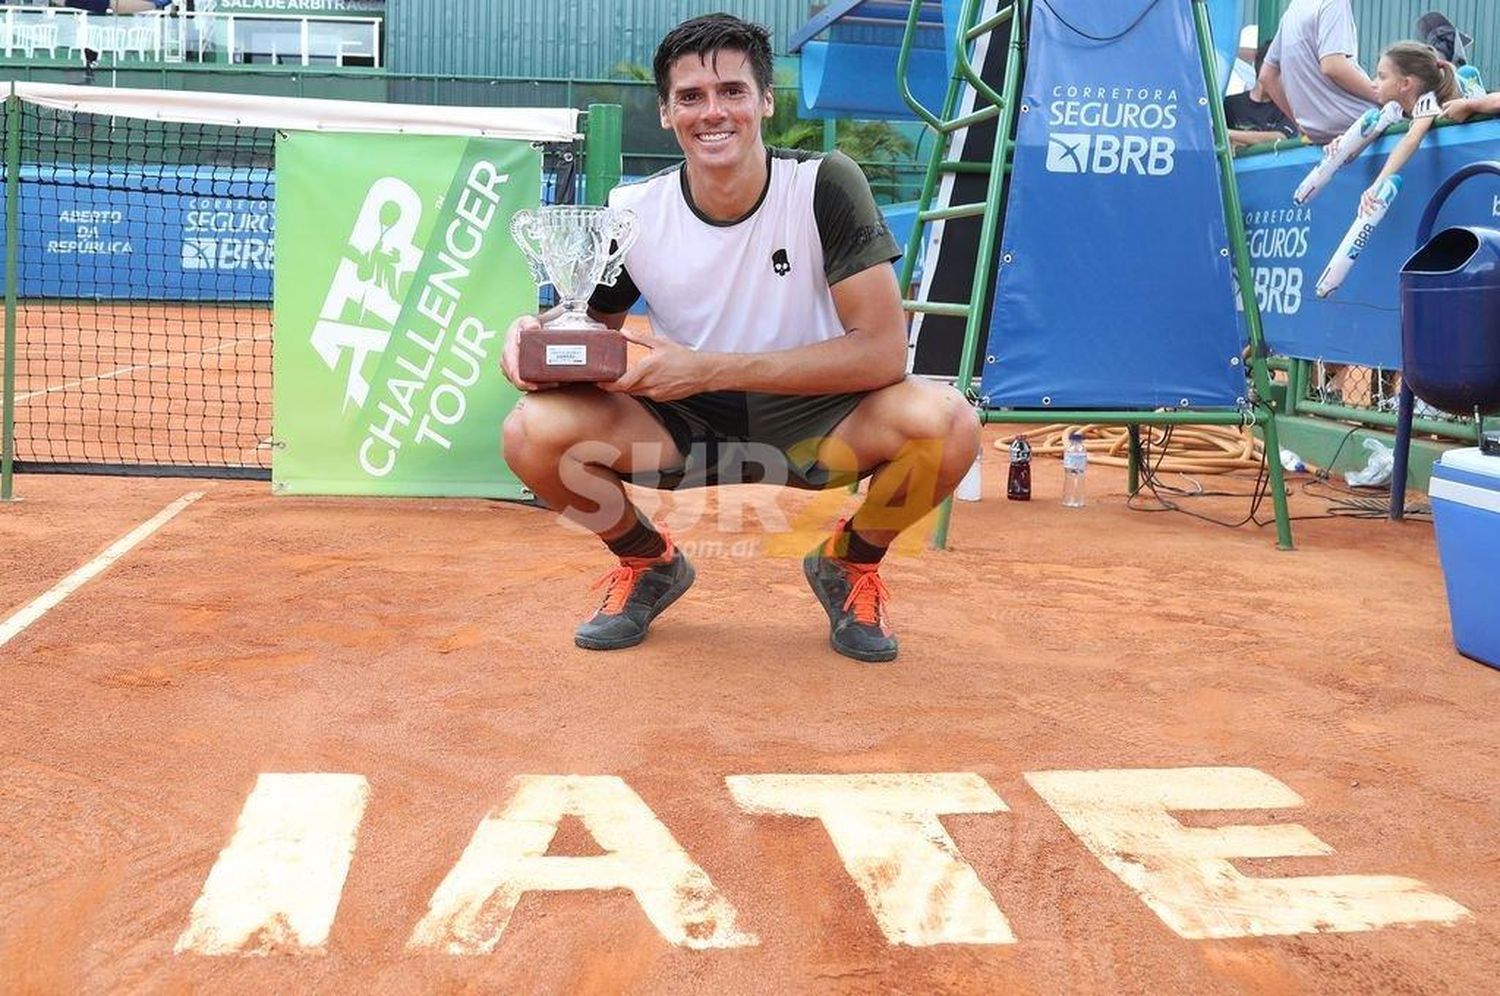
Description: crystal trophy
xmin=509 ymin=205 xmax=639 ymax=383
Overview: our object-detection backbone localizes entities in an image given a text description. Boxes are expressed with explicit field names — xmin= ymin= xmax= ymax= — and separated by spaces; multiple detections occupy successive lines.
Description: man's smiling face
xmin=659 ymin=49 xmax=775 ymax=172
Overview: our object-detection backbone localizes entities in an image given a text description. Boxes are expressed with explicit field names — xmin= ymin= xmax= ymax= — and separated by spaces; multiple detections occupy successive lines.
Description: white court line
xmin=176 ymin=773 xmax=370 ymax=956
xmin=16 ymin=333 xmax=272 ymax=402
xmin=0 ymin=491 xmax=205 ymax=649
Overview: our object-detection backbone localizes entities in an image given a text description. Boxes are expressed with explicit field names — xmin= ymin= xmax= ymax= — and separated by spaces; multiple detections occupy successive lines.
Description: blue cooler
xmin=1430 ymin=447 xmax=1500 ymax=670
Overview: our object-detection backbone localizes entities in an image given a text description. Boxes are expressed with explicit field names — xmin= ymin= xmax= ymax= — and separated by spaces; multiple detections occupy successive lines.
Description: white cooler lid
xmin=1439 ymin=447 xmax=1500 ymax=481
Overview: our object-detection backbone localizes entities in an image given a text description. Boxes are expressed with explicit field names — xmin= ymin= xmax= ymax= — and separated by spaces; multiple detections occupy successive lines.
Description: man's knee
xmin=501 ymin=390 xmax=600 ymax=466
xmin=941 ymin=390 xmax=983 ymax=462
xmin=899 ymin=384 xmax=979 ymax=449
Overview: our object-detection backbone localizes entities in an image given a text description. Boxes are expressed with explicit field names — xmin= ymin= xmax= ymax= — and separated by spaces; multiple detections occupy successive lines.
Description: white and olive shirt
xmin=590 ymin=148 xmax=901 ymax=355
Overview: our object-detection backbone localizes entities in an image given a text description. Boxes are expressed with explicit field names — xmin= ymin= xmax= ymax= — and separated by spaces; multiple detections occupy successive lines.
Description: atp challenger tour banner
xmin=273 ymin=132 xmax=537 ymax=497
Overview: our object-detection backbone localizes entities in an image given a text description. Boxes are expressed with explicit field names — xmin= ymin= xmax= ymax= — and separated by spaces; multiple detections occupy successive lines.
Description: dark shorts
xmin=627 ymin=390 xmax=869 ymax=491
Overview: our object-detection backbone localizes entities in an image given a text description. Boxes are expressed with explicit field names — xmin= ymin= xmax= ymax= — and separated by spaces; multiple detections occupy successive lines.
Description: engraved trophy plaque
xmin=509 ymin=205 xmax=639 ymax=383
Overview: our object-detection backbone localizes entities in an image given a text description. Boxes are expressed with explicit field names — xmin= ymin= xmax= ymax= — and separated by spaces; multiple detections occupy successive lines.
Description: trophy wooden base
xmin=516 ymin=327 xmax=627 ymax=384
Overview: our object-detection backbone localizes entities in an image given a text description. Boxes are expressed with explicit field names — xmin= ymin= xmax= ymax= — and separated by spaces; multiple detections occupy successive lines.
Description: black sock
xmin=839 ymin=521 xmax=888 ymax=565
xmin=604 ymin=513 xmax=668 ymax=561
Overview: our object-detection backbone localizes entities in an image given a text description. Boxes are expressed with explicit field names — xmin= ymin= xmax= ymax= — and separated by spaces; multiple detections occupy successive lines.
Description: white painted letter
xmin=175 ymin=773 xmax=370 ymax=956
xmin=726 ymin=773 xmax=1012 ymax=946
xmin=1025 ymin=767 xmax=1472 ymax=939
xmin=409 ymin=775 xmax=756 ymax=954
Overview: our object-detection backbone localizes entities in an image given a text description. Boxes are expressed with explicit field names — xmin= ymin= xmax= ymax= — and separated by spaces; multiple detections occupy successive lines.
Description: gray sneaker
xmin=574 ymin=543 xmax=695 ymax=650
xmin=803 ymin=539 xmax=899 ymax=663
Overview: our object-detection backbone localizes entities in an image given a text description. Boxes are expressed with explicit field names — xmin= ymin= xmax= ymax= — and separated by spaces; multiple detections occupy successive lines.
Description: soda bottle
xmin=1061 ymin=431 xmax=1087 ymax=508
xmin=1006 ymin=435 xmax=1032 ymax=501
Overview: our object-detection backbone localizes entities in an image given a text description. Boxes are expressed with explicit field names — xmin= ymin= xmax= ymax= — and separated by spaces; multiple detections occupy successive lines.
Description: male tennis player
xmin=501 ymin=13 xmax=980 ymax=663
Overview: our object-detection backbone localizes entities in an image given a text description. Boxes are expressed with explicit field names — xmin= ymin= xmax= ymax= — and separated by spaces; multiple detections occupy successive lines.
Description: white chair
xmin=19 ymin=23 xmax=60 ymax=57
xmin=122 ymin=22 xmax=155 ymax=60
xmin=68 ymin=18 xmax=100 ymax=61
xmin=78 ymin=23 xmax=125 ymax=62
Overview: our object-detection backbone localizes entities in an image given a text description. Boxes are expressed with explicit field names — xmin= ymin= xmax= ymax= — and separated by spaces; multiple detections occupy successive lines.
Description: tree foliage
xmin=610 ymin=60 xmax=654 ymax=82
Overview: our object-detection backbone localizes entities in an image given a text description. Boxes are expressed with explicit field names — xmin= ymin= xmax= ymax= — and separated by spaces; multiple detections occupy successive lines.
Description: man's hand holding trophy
xmin=506 ymin=205 xmax=639 ymax=387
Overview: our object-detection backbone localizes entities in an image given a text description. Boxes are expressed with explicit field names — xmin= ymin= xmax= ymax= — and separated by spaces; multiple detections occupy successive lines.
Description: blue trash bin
xmin=1391 ymin=161 xmax=1500 ymax=519
xmin=1399 ymin=225 xmax=1500 ymax=415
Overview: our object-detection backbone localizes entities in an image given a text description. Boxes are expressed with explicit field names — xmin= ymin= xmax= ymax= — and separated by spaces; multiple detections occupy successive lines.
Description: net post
xmin=2 ymin=91 xmax=19 ymax=502
xmin=582 ymin=103 xmax=622 ymax=206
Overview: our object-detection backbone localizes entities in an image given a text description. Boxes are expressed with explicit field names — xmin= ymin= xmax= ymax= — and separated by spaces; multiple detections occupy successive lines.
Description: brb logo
xmin=1045 ymin=84 xmax=1179 ymax=177
xmin=309 ymin=178 xmax=425 ymax=409
xmin=1243 ymin=207 xmax=1312 ymax=316
xmin=181 ymin=197 xmax=275 ymax=272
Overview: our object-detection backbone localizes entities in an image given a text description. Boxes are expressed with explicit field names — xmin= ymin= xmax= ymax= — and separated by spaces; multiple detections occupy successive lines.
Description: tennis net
xmin=0 ymin=84 xmax=581 ymax=483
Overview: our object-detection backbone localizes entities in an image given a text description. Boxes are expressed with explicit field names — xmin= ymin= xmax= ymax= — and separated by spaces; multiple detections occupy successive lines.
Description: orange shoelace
xmin=591 ymin=563 xmax=647 ymax=615
xmin=590 ymin=549 xmax=671 ymax=616
xmin=841 ymin=565 xmax=891 ymax=628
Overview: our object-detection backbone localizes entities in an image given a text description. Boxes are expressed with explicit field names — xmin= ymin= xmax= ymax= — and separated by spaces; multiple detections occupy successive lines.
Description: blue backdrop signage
xmin=981 ymin=0 xmax=1245 ymax=409
xmin=1234 ymin=120 xmax=1500 ymax=369
xmin=4 ymin=165 xmax=274 ymax=301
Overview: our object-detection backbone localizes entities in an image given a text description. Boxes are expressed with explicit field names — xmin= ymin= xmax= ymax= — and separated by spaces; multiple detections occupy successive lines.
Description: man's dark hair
xmin=653 ymin=13 xmax=774 ymax=104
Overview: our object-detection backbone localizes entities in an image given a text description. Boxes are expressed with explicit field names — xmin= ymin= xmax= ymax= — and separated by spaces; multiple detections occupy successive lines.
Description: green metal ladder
xmin=894 ymin=0 xmax=1294 ymax=550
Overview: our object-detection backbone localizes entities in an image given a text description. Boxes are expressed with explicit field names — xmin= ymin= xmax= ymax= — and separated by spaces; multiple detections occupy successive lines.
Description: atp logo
xmin=309 ymin=178 xmax=425 ymax=409
xmin=1047 ymin=133 xmax=1092 ymax=174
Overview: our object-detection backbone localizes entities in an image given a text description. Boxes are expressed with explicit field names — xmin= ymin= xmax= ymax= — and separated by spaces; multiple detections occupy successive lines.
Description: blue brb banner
xmin=1234 ymin=120 xmax=1500 ymax=369
xmin=981 ymin=0 xmax=1245 ymax=409
xmin=1 ymin=165 xmax=274 ymax=300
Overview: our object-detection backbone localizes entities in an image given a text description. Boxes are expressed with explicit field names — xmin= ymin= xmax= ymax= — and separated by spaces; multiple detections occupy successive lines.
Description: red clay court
xmin=5 ymin=303 xmax=273 ymax=472
xmin=3 ymin=435 xmax=1497 ymax=994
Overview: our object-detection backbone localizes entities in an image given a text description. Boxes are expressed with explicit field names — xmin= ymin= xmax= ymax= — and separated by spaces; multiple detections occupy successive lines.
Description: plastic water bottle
xmin=1315 ymin=174 xmax=1401 ymax=298
xmin=955 ymin=447 xmax=983 ymax=501
xmin=1293 ymin=101 xmax=1402 ymax=205
xmin=1061 ymin=431 xmax=1087 ymax=508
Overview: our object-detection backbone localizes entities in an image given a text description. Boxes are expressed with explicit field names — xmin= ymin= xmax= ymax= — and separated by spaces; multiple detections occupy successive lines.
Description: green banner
xmin=273 ymin=132 xmax=534 ymax=497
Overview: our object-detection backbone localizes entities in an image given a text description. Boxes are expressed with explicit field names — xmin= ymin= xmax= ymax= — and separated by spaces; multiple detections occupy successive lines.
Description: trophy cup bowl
xmin=510 ymin=204 xmax=639 ymax=383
